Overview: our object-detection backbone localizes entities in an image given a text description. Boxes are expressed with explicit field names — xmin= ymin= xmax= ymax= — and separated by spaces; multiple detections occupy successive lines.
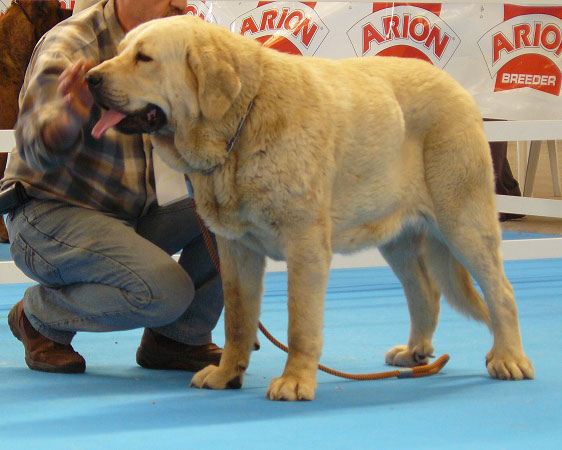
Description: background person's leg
xmin=489 ymin=141 xmax=525 ymax=222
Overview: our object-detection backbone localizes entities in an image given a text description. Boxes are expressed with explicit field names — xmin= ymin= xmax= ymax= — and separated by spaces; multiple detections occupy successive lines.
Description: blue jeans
xmin=6 ymin=198 xmax=223 ymax=345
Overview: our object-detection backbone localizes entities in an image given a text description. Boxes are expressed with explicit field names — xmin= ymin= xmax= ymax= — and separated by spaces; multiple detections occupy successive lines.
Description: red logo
xmin=478 ymin=5 xmax=562 ymax=96
xmin=347 ymin=3 xmax=460 ymax=68
xmin=231 ymin=2 xmax=328 ymax=56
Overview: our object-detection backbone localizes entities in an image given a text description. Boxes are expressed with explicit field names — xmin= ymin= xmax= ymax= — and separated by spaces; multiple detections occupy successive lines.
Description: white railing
xmin=0 ymin=130 xmax=15 ymax=152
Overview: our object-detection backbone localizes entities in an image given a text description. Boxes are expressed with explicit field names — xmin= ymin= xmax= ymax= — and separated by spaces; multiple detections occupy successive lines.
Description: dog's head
xmin=87 ymin=15 xmax=247 ymax=138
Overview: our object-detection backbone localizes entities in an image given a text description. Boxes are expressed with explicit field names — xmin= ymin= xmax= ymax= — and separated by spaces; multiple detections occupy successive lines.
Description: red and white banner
xmin=479 ymin=5 xmax=562 ymax=96
xmin=184 ymin=1 xmax=562 ymax=120
xmin=2 ymin=1 xmax=562 ymax=120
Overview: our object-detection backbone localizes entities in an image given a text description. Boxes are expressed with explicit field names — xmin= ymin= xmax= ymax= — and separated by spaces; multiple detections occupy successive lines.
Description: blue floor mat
xmin=0 ymin=259 xmax=560 ymax=449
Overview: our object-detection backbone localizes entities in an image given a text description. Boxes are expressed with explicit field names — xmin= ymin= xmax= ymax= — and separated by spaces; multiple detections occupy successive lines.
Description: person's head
xmin=114 ymin=0 xmax=186 ymax=32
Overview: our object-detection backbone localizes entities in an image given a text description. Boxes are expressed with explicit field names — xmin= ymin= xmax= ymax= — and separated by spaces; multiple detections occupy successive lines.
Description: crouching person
xmin=1 ymin=0 xmax=224 ymax=373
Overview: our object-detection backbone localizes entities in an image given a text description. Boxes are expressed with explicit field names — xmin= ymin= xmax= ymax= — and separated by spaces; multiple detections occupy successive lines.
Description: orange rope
xmin=195 ymin=209 xmax=449 ymax=380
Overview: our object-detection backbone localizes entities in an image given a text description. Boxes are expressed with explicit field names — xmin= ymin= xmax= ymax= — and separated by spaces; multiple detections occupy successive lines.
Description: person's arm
xmin=15 ymin=37 xmax=95 ymax=172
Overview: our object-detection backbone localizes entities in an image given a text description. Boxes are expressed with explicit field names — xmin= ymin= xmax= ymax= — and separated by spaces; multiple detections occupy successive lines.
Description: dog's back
xmin=246 ymin=47 xmax=490 ymax=246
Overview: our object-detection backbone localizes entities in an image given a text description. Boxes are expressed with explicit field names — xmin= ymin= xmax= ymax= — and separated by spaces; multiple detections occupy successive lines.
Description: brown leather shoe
xmin=8 ymin=301 xmax=85 ymax=373
xmin=136 ymin=328 xmax=222 ymax=372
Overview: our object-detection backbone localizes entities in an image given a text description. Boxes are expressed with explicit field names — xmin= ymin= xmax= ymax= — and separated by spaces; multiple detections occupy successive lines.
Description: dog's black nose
xmin=85 ymin=73 xmax=102 ymax=89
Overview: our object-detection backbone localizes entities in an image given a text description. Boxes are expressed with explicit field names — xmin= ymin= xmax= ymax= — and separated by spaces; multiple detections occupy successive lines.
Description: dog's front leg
xmin=190 ymin=237 xmax=265 ymax=390
xmin=266 ymin=222 xmax=332 ymax=401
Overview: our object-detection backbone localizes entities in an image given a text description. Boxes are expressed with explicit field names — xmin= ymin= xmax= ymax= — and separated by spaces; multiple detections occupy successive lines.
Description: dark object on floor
xmin=500 ymin=212 xmax=526 ymax=222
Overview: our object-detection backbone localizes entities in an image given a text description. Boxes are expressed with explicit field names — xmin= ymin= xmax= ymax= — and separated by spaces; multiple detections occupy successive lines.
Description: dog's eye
xmin=136 ymin=52 xmax=153 ymax=63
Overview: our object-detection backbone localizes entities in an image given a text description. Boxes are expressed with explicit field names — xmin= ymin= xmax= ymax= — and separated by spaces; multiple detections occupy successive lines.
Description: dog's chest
xmin=192 ymin=183 xmax=286 ymax=259
xmin=220 ymin=204 xmax=286 ymax=259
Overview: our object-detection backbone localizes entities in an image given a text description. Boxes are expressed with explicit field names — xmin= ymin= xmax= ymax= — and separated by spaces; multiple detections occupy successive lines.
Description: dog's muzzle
xmin=86 ymin=73 xmax=167 ymax=137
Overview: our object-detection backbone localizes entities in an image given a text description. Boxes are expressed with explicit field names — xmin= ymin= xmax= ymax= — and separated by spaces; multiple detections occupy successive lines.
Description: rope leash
xmin=194 ymin=208 xmax=449 ymax=380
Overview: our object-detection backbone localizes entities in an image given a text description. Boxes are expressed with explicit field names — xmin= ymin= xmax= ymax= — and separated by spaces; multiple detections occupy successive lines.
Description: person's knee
xmin=133 ymin=260 xmax=195 ymax=326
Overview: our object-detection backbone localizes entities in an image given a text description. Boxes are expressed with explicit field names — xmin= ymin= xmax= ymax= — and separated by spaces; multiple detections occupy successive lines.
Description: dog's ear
xmin=187 ymin=46 xmax=241 ymax=121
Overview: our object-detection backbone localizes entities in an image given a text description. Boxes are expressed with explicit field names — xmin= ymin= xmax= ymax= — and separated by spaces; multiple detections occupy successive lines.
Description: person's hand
xmin=58 ymin=59 xmax=96 ymax=123
xmin=42 ymin=59 xmax=96 ymax=151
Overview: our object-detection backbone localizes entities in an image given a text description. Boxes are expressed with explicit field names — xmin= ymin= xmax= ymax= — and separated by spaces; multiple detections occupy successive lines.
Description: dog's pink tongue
xmin=91 ymin=109 xmax=126 ymax=139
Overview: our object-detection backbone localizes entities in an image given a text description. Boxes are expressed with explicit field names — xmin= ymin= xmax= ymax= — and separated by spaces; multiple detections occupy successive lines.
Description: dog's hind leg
xmin=426 ymin=127 xmax=534 ymax=380
xmin=432 ymin=217 xmax=534 ymax=380
xmin=379 ymin=229 xmax=442 ymax=367
xmin=190 ymin=237 xmax=266 ymax=391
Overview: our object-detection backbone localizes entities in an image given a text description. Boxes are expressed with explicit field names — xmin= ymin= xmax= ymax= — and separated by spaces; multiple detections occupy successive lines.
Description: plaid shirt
xmin=3 ymin=0 xmax=156 ymax=219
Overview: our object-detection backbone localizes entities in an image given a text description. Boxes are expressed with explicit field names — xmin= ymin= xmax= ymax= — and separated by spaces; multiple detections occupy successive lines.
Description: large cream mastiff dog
xmin=87 ymin=15 xmax=534 ymax=400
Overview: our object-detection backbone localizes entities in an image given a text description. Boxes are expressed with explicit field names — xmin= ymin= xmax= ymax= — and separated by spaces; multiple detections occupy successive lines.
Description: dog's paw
xmin=486 ymin=350 xmax=534 ymax=380
xmin=385 ymin=344 xmax=435 ymax=367
xmin=266 ymin=374 xmax=317 ymax=401
xmin=190 ymin=364 xmax=244 ymax=390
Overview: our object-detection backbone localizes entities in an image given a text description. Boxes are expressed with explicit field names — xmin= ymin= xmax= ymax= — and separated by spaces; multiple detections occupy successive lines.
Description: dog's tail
xmin=425 ymin=236 xmax=491 ymax=330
